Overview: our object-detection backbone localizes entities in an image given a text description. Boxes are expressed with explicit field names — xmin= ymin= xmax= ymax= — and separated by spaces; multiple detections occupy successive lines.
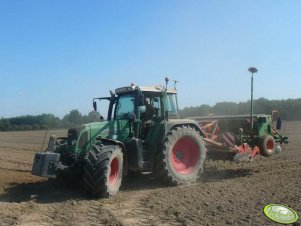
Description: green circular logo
xmin=263 ymin=204 xmax=299 ymax=224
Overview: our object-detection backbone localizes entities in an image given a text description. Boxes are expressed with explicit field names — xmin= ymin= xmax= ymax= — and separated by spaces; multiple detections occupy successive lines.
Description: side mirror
xmin=93 ymin=101 xmax=97 ymax=111
xmin=137 ymin=94 xmax=145 ymax=106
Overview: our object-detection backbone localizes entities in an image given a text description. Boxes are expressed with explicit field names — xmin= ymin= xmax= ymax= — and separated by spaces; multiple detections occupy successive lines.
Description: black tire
xmin=154 ymin=126 xmax=206 ymax=185
xmin=259 ymin=135 xmax=276 ymax=157
xmin=82 ymin=144 xmax=123 ymax=197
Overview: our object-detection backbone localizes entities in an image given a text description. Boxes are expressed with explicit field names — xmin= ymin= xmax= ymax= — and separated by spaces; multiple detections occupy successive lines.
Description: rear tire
xmin=154 ymin=126 xmax=206 ymax=185
xmin=82 ymin=144 xmax=123 ymax=197
xmin=259 ymin=135 xmax=276 ymax=157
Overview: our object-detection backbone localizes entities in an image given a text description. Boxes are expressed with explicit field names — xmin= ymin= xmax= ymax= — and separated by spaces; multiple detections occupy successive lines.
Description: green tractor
xmin=32 ymin=81 xmax=207 ymax=197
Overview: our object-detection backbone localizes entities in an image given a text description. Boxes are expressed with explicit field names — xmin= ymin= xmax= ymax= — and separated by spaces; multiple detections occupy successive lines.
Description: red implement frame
xmin=232 ymin=143 xmax=260 ymax=162
xmin=199 ymin=120 xmax=219 ymax=141
xmin=199 ymin=120 xmax=261 ymax=162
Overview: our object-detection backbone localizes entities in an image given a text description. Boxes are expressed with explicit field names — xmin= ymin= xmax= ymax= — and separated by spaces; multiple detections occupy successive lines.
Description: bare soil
xmin=0 ymin=123 xmax=300 ymax=226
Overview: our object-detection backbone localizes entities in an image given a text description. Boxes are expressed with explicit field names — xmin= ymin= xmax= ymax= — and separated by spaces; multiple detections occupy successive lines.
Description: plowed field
xmin=0 ymin=122 xmax=300 ymax=226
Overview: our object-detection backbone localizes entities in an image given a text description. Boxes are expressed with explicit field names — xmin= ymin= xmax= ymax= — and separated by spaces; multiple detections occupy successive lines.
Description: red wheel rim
xmin=171 ymin=137 xmax=199 ymax=174
xmin=109 ymin=157 xmax=119 ymax=186
xmin=266 ymin=139 xmax=274 ymax=153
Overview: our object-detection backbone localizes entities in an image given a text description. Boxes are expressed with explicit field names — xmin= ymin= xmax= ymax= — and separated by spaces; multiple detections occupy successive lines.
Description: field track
xmin=0 ymin=123 xmax=300 ymax=225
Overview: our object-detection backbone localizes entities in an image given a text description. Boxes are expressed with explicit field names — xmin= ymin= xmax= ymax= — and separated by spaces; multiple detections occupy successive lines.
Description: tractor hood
xmin=70 ymin=120 xmax=130 ymax=156
xmin=87 ymin=120 xmax=130 ymax=142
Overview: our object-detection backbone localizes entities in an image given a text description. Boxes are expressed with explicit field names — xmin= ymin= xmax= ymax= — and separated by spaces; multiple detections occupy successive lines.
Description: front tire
xmin=82 ymin=144 xmax=123 ymax=197
xmin=154 ymin=126 xmax=206 ymax=185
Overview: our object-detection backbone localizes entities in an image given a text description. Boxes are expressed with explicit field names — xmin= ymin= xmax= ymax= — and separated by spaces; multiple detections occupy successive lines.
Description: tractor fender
xmin=95 ymin=138 xmax=129 ymax=176
xmin=165 ymin=119 xmax=206 ymax=138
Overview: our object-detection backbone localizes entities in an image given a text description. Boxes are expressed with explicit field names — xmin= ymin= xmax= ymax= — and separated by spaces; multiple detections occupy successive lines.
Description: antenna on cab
xmin=172 ymin=80 xmax=179 ymax=90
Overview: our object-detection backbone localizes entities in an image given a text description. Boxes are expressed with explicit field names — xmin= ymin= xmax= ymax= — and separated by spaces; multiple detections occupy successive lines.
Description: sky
xmin=0 ymin=0 xmax=300 ymax=118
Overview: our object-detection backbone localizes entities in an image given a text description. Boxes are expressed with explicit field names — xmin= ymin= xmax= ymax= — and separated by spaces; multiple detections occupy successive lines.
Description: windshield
xmin=115 ymin=93 xmax=135 ymax=119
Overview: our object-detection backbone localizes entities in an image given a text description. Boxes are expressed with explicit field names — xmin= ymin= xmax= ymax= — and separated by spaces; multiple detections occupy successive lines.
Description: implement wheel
xmin=154 ymin=126 xmax=206 ymax=185
xmin=259 ymin=135 xmax=276 ymax=157
xmin=82 ymin=144 xmax=123 ymax=197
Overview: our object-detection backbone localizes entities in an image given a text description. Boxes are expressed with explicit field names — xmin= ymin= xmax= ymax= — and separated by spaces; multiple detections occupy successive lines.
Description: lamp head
xmin=248 ymin=67 xmax=258 ymax=74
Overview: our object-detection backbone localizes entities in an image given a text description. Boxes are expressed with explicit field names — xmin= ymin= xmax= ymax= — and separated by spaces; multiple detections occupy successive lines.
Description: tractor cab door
xmin=139 ymin=93 xmax=163 ymax=139
xmin=137 ymin=93 xmax=165 ymax=169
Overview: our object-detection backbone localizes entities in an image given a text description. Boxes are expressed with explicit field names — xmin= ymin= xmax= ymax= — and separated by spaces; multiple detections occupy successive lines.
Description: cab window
xmin=166 ymin=93 xmax=178 ymax=115
xmin=115 ymin=93 xmax=135 ymax=119
xmin=140 ymin=94 xmax=162 ymax=120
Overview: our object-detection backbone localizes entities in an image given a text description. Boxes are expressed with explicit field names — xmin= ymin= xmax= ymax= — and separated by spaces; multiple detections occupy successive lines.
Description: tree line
xmin=179 ymin=97 xmax=301 ymax=120
xmin=0 ymin=110 xmax=100 ymax=131
xmin=0 ymin=97 xmax=300 ymax=131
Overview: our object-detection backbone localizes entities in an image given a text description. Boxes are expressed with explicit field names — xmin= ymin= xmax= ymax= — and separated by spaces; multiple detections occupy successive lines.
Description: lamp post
xmin=248 ymin=67 xmax=258 ymax=132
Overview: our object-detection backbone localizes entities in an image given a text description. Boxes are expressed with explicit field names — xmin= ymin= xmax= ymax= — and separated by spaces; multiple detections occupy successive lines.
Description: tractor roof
xmin=139 ymin=85 xmax=177 ymax=93
xmin=115 ymin=85 xmax=177 ymax=95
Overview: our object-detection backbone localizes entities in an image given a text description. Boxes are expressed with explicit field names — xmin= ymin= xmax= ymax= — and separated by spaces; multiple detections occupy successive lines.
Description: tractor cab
xmin=93 ymin=84 xmax=179 ymax=139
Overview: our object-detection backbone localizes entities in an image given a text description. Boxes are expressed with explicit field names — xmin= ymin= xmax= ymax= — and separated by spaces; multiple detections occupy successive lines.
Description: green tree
xmin=83 ymin=111 xmax=101 ymax=123
xmin=0 ymin=118 xmax=11 ymax=131
xmin=62 ymin=109 xmax=83 ymax=127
